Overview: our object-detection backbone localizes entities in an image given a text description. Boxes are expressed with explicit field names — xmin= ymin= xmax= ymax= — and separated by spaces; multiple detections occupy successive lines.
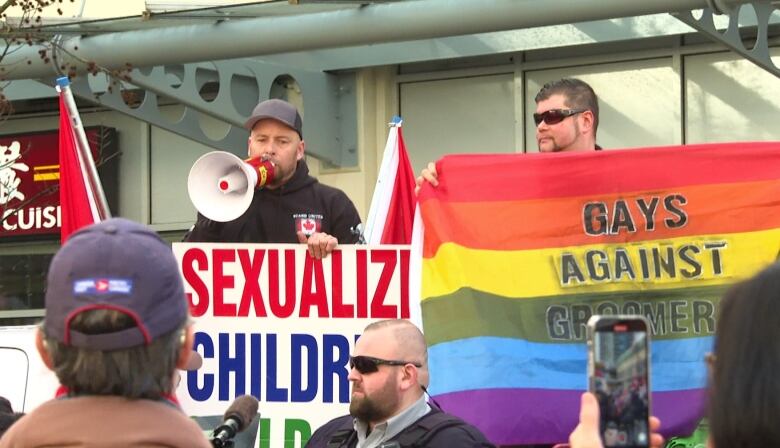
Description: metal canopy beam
xmin=61 ymin=59 xmax=357 ymax=166
xmin=673 ymin=2 xmax=780 ymax=78
xmin=2 ymin=0 xmax=756 ymax=81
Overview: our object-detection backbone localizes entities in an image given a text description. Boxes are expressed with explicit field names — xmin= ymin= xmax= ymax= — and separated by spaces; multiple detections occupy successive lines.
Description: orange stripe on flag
xmin=422 ymin=178 xmax=780 ymax=257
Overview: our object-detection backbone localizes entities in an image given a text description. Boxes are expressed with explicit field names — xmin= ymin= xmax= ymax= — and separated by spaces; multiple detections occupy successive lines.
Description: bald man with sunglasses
xmin=416 ymin=78 xmax=601 ymax=191
xmin=305 ymin=319 xmax=494 ymax=448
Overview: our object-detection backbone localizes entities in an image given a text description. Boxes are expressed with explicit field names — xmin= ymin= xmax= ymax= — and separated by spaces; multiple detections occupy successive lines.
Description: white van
xmin=0 ymin=325 xmax=59 ymax=414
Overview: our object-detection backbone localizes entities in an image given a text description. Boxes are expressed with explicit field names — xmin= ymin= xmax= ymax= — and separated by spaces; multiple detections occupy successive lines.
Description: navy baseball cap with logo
xmin=243 ymin=98 xmax=303 ymax=138
xmin=44 ymin=218 xmax=188 ymax=351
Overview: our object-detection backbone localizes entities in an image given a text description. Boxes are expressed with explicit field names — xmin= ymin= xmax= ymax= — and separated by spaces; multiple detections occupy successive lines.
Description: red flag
xmin=365 ymin=119 xmax=417 ymax=244
xmin=58 ymin=95 xmax=99 ymax=242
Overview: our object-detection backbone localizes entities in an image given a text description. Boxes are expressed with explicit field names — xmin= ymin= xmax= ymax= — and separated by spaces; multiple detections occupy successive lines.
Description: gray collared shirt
xmin=354 ymin=395 xmax=431 ymax=448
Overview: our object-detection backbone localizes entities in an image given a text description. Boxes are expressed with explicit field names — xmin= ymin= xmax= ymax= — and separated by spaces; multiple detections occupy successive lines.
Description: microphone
xmin=210 ymin=395 xmax=259 ymax=448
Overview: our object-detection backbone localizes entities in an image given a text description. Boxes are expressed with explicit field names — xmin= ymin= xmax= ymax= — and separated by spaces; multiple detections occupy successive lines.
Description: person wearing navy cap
xmin=0 ymin=218 xmax=210 ymax=448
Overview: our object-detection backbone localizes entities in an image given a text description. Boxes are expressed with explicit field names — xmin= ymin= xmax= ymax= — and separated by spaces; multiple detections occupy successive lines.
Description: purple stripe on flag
xmin=433 ymin=388 xmax=706 ymax=445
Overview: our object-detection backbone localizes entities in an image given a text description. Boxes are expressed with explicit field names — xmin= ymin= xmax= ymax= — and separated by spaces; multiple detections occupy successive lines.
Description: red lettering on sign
xmin=272 ymin=249 xmax=296 ymax=318
xmin=213 ymin=249 xmax=237 ymax=317
xmin=356 ymin=249 xmax=368 ymax=318
xmin=300 ymin=254 xmax=328 ymax=317
xmin=400 ymin=249 xmax=410 ymax=319
xmin=330 ymin=251 xmax=353 ymax=318
xmin=371 ymin=250 xmax=397 ymax=319
xmin=182 ymin=248 xmax=209 ymax=317
xmin=237 ymin=249 xmax=267 ymax=317
xmin=184 ymin=247 xmax=410 ymax=319
xmin=258 ymin=249 xmax=298 ymax=318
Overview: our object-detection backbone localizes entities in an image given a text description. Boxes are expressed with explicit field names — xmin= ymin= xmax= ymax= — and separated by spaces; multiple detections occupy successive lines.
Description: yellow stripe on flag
xmin=421 ymin=228 xmax=780 ymax=300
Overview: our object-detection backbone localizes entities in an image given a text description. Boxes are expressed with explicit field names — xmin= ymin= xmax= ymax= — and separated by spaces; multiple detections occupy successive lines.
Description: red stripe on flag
xmin=417 ymin=142 xmax=780 ymax=203
xmin=58 ymin=95 xmax=97 ymax=243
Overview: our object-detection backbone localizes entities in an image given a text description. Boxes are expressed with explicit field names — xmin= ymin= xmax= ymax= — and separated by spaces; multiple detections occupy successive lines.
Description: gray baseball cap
xmin=244 ymin=99 xmax=303 ymax=138
xmin=44 ymin=218 xmax=188 ymax=351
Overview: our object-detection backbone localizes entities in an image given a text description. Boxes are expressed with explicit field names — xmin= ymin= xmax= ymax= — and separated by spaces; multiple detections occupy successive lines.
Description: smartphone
xmin=587 ymin=315 xmax=651 ymax=448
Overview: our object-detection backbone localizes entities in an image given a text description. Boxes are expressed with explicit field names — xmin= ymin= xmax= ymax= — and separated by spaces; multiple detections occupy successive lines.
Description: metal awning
xmin=3 ymin=0 xmax=778 ymax=80
xmin=1 ymin=0 xmax=777 ymax=166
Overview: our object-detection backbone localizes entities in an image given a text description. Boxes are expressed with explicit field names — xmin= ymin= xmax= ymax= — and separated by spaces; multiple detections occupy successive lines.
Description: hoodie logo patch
xmin=293 ymin=213 xmax=323 ymax=236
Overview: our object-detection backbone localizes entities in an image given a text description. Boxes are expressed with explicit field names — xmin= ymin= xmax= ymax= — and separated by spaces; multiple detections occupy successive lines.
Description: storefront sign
xmin=0 ymin=127 xmax=117 ymax=238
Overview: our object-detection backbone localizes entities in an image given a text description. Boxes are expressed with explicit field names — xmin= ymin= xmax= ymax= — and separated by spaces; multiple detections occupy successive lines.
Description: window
xmin=685 ymin=48 xmax=780 ymax=143
xmin=0 ymin=252 xmax=53 ymax=325
xmin=525 ymin=58 xmax=681 ymax=151
xmin=400 ymin=73 xmax=516 ymax=171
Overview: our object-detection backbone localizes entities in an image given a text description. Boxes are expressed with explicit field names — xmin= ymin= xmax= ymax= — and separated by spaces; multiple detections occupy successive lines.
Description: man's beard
xmin=349 ymin=376 xmax=400 ymax=424
xmin=540 ymin=120 xmax=580 ymax=153
xmin=267 ymin=162 xmax=292 ymax=189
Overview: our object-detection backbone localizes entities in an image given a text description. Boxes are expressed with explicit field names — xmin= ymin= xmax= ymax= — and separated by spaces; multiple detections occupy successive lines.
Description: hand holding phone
xmin=587 ymin=315 xmax=651 ymax=448
xmin=568 ymin=392 xmax=664 ymax=448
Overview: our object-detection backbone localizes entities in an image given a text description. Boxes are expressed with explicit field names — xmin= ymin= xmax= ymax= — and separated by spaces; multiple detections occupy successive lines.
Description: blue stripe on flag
xmin=428 ymin=336 xmax=713 ymax=396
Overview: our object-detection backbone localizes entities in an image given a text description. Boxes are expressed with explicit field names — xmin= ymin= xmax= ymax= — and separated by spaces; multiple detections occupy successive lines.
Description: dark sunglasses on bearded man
xmin=533 ymin=108 xmax=587 ymax=126
xmin=349 ymin=355 xmax=422 ymax=374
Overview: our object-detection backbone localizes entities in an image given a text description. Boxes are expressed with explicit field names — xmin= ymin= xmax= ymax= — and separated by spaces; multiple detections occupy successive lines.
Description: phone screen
xmin=590 ymin=318 xmax=650 ymax=448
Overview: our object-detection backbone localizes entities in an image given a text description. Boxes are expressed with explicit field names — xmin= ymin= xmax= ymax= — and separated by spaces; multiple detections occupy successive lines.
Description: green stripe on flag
xmin=422 ymin=285 xmax=728 ymax=345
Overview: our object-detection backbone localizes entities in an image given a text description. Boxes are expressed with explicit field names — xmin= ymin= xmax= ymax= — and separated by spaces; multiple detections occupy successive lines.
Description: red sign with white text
xmin=0 ymin=127 xmax=116 ymax=238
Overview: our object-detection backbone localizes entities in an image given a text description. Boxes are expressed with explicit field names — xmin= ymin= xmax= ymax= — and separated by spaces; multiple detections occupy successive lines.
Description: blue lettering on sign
xmin=266 ymin=333 xmax=288 ymax=402
xmin=220 ymin=333 xmax=246 ymax=400
xmin=291 ymin=334 xmax=318 ymax=402
xmin=187 ymin=331 xmax=352 ymax=404
xmin=322 ymin=334 xmax=350 ymax=403
xmin=189 ymin=332 xmax=215 ymax=401
xmin=251 ymin=333 xmax=262 ymax=399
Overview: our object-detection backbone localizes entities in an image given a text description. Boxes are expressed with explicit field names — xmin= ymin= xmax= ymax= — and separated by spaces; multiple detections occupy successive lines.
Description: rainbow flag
xmin=418 ymin=142 xmax=780 ymax=445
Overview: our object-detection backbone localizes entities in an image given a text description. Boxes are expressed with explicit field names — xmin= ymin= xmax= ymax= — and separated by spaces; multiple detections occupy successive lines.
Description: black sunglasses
xmin=533 ymin=108 xmax=586 ymax=126
xmin=349 ymin=355 xmax=422 ymax=374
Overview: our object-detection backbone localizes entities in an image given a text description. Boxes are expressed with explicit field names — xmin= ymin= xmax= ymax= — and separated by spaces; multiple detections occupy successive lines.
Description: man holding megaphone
xmin=185 ymin=99 xmax=362 ymax=259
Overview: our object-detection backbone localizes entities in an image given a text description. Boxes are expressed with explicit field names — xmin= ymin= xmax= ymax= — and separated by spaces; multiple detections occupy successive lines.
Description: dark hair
xmin=708 ymin=262 xmax=780 ymax=447
xmin=43 ymin=309 xmax=185 ymax=400
xmin=0 ymin=396 xmax=11 ymax=414
xmin=535 ymin=78 xmax=599 ymax=136
xmin=0 ymin=412 xmax=24 ymax=438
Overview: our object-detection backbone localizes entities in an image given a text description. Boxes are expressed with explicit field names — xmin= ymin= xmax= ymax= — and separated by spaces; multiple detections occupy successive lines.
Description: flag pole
xmin=55 ymin=76 xmax=111 ymax=220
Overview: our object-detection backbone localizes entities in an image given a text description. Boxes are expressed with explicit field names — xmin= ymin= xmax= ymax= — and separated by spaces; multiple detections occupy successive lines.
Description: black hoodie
xmin=185 ymin=160 xmax=361 ymax=244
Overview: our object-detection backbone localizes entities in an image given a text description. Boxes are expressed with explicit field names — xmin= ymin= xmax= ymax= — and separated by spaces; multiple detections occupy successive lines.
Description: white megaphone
xmin=187 ymin=151 xmax=275 ymax=222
